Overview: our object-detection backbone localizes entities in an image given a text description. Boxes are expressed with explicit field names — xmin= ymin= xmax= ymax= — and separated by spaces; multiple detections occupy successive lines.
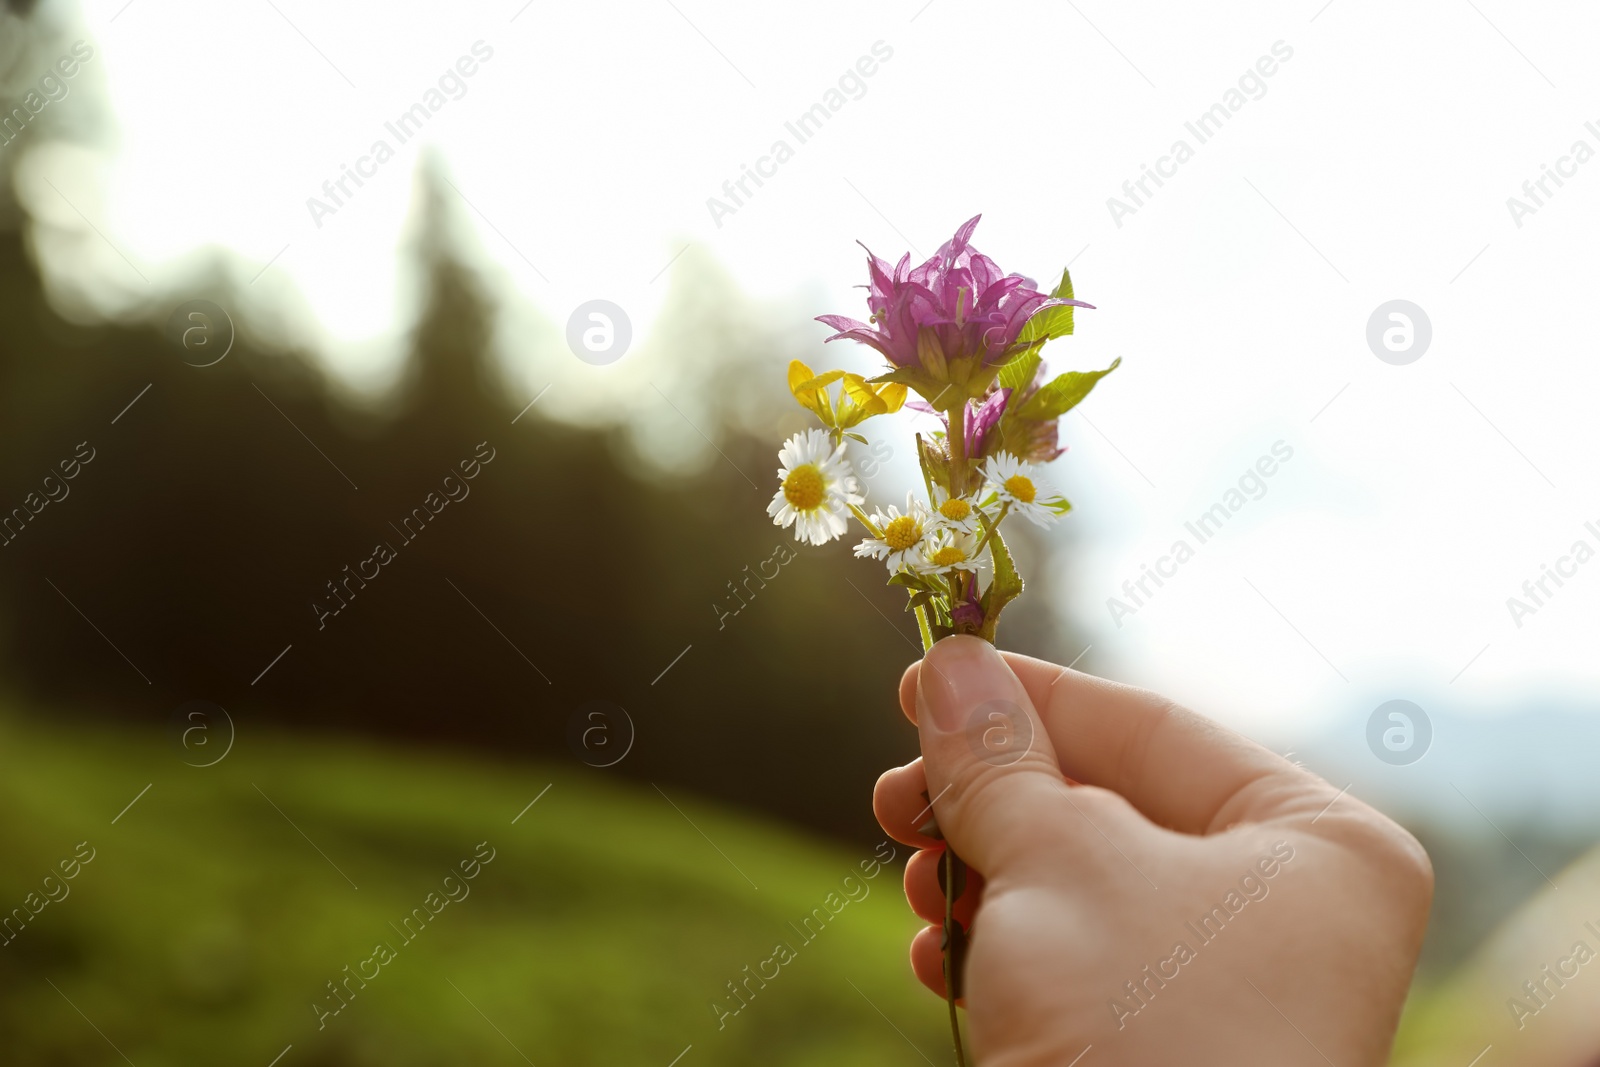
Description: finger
xmin=1004 ymin=652 xmax=1308 ymax=835
xmin=909 ymin=923 xmax=960 ymax=1002
xmin=872 ymin=760 xmax=943 ymax=849
xmin=904 ymin=846 xmax=983 ymax=926
xmin=904 ymin=654 xmax=1310 ymax=833
xmin=915 ymin=636 xmax=1080 ymax=878
xmin=898 ymin=659 xmax=920 ymax=725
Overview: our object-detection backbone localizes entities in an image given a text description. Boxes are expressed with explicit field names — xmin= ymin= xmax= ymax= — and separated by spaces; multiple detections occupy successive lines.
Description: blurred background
xmin=1 ymin=0 xmax=1597 ymax=1063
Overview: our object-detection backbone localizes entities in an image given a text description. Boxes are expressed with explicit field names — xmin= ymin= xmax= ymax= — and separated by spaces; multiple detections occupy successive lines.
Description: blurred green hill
xmin=0 ymin=706 xmax=948 ymax=1066
xmin=9 ymin=699 xmax=1600 ymax=1066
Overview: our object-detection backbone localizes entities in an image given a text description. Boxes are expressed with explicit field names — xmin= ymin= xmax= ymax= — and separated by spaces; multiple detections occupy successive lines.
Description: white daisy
xmin=854 ymin=494 xmax=931 ymax=573
xmin=928 ymin=485 xmax=984 ymax=536
xmin=916 ymin=528 xmax=988 ymax=576
xmin=767 ymin=429 xmax=864 ymax=545
xmin=982 ymin=452 xmax=1067 ymax=529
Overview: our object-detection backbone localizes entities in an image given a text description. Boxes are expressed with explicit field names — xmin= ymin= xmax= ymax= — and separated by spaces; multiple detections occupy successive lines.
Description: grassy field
xmin=0 ymin=709 xmax=948 ymax=1066
xmin=2 ymin=705 xmax=1577 ymax=1065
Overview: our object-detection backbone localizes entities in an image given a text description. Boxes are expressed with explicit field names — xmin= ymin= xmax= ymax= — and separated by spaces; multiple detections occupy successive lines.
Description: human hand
xmin=873 ymin=637 xmax=1433 ymax=1066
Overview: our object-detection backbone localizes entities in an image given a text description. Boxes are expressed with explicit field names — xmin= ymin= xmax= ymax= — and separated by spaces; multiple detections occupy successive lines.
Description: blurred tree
xmin=0 ymin=144 xmax=1078 ymax=846
xmin=0 ymin=18 xmax=1089 ymax=847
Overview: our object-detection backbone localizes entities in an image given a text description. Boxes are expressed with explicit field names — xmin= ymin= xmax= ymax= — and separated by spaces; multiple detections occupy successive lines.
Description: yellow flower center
xmin=782 ymin=465 xmax=825 ymax=511
xmin=930 ymin=545 xmax=966 ymax=567
xmin=939 ymin=498 xmax=971 ymax=521
xmin=1003 ymin=474 xmax=1036 ymax=504
xmin=883 ymin=515 xmax=921 ymax=551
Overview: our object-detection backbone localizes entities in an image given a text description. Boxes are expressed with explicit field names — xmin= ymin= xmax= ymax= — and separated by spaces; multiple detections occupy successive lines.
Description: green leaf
xmin=979 ymin=527 xmax=1024 ymax=642
xmin=1017 ymin=268 xmax=1078 ymax=345
xmin=843 ymin=431 xmax=869 ymax=445
xmin=997 ymin=346 xmax=1042 ymax=406
xmin=1055 ymin=267 xmax=1074 ymax=302
xmin=886 ymin=571 xmax=924 ymax=590
xmin=1014 ymin=357 xmax=1121 ymax=422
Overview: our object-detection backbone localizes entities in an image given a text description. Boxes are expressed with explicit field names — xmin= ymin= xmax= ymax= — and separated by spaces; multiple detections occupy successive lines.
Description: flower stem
xmin=972 ymin=501 xmax=1011 ymax=557
xmin=947 ymin=400 xmax=969 ymax=496
xmin=935 ymin=402 xmax=972 ymax=1065
xmin=944 ymin=846 xmax=968 ymax=1067
xmin=847 ymin=502 xmax=882 ymax=539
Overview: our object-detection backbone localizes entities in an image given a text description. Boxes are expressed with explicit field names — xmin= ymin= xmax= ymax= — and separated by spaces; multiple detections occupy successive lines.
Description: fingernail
xmin=917 ymin=636 xmax=1005 ymax=734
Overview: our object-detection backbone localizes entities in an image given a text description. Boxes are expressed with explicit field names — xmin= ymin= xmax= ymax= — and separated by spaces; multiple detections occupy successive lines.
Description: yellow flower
xmin=787 ymin=360 xmax=907 ymax=434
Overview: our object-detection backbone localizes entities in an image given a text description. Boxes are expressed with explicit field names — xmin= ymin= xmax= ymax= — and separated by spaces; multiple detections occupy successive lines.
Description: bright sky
xmin=17 ymin=0 xmax=1600 ymax=740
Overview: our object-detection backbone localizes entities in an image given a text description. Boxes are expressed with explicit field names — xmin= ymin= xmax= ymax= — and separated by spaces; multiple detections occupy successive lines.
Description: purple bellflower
xmin=816 ymin=215 xmax=1093 ymax=408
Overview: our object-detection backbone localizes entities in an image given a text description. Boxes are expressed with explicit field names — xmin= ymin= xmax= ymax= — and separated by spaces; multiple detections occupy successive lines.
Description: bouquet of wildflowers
xmin=766 ymin=215 xmax=1119 ymax=1064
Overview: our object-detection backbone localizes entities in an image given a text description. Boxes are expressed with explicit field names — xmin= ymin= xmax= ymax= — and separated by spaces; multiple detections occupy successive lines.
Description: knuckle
xmin=1320 ymin=806 xmax=1435 ymax=912
xmin=1375 ymin=822 xmax=1435 ymax=905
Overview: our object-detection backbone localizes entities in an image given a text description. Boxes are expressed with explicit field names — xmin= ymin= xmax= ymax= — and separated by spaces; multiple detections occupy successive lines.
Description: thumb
xmin=916 ymin=636 xmax=1071 ymax=877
